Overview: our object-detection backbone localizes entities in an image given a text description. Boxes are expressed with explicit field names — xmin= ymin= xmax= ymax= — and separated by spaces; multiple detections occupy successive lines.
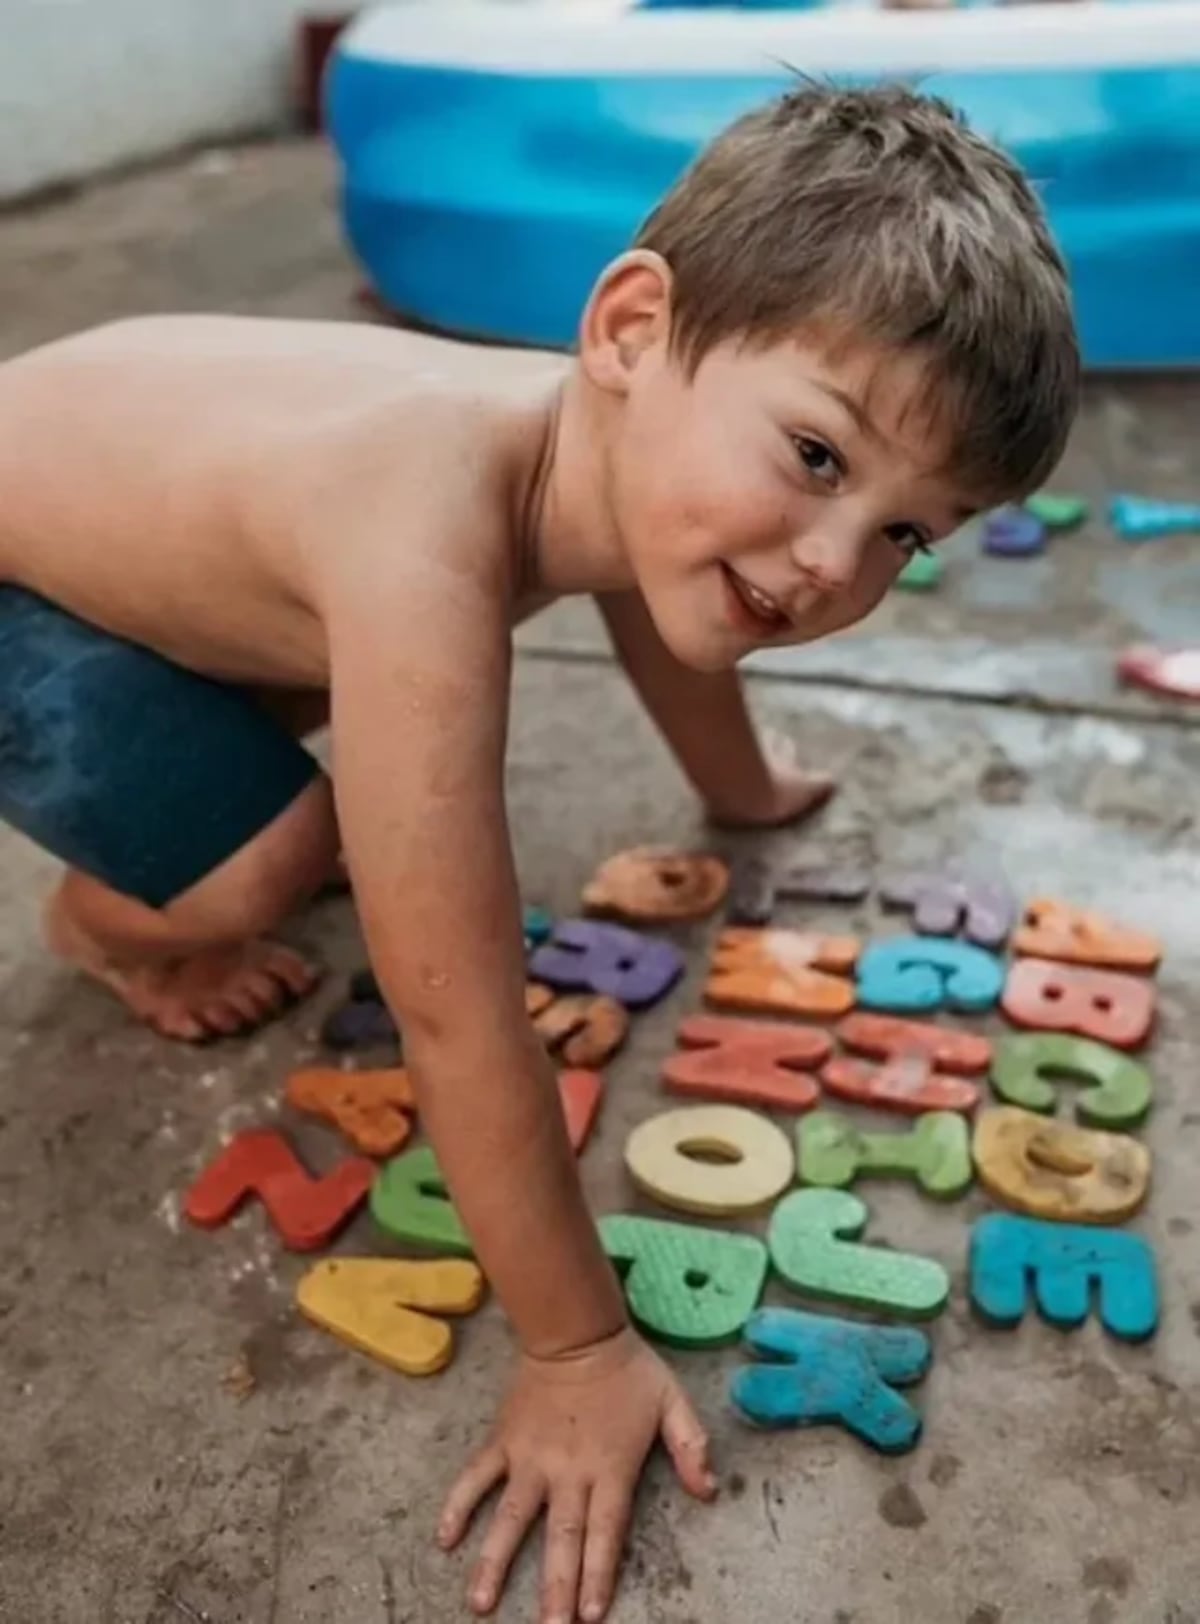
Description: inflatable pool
xmin=328 ymin=0 xmax=1200 ymax=368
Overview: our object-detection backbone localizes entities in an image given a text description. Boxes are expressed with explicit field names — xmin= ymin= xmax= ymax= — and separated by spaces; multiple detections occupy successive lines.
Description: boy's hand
xmin=438 ymin=1327 xmax=717 ymax=1623
xmin=705 ymin=727 xmax=835 ymax=829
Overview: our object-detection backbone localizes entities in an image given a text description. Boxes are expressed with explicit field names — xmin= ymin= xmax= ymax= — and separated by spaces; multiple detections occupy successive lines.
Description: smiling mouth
xmin=720 ymin=564 xmax=791 ymax=636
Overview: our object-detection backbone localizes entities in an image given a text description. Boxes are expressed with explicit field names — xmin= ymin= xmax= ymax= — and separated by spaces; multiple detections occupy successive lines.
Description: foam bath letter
xmin=286 ymin=1067 xmax=416 ymax=1157
xmin=582 ymin=846 xmax=729 ymax=922
xmin=320 ymin=999 xmax=399 ymax=1053
xmin=970 ymin=1213 xmax=1158 ymax=1341
xmin=731 ymin=1307 xmax=931 ymax=1453
xmin=972 ymin=1107 xmax=1150 ymax=1223
xmin=798 ymin=1110 xmax=972 ymax=1198
xmin=529 ymin=919 xmax=684 ymax=1009
xmin=523 ymin=906 xmax=554 ymax=950
xmin=662 ymin=1014 xmax=831 ymax=1111
xmin=370 ymin=1146 xmax=472 ymax=1256
xmin=625 ymin=1105 xmax=794 ymax=1217
xmin=824 ymin=1012 xmax=989 ymax=1114
xmin=1002 ymin=959 xmax=1155 ymax=1049
xmin=529 ymin=989 xmax=630 ymax=1067
xmin=296 ymin=1257 xmax=484 ymax=1376
xmin=726 ymin=857 xmax=870 ymax=925
xmin=991 ymin=1032 xmax=1152 ymax=1129
xmin=558 ymin=1069 xmax=604 ymax=1153
xmin=857 ymin=936 xmax=1004 ymax=1014
xmin=184 ymin=1130 xmax=374 ymax=1251
xmin=879 ymin=870 xmax=1016 ymax=950
xmin=768 ymin=1189 xmax=949 ymax=1319
xmin=599 ymin=1214 xmax=768 ymax=1347
xmin=1013 ymin=898 xmax=1162 ymax=972
xmin=705 ymin=928 xmax=859 ymax=1018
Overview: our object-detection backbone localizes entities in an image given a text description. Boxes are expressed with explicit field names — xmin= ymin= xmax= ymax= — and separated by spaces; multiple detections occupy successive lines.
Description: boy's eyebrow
xmin=810 ymin=378 xmax=877 ymax=440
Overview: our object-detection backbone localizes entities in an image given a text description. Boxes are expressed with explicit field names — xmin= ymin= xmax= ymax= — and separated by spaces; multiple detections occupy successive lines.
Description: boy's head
xmin=579 ymin=81 xmax=1080 ymax=672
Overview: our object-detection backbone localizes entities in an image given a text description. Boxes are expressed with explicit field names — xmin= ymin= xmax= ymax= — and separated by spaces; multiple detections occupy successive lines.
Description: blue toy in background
xmin=328 ymin=1 xmax=1200 ymax=367
xmin=1108 ymin=494 xmax=1200 ymax=540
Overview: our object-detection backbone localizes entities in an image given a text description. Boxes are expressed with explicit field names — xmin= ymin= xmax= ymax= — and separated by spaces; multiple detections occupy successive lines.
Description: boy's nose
xmin=788 ymin=529 xmax=864 ymax=597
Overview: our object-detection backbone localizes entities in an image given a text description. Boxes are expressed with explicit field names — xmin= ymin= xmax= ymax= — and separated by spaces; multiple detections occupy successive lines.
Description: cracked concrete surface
xmin=1 ymin=139 xmax=1199 ymax=1624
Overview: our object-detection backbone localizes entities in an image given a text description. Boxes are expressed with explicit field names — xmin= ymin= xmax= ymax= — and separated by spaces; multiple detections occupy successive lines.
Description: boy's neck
xmin=520 ymin=365 xmax=635 ymax=600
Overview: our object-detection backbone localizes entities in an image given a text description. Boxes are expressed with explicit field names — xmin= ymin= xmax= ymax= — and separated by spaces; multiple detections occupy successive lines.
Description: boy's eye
xmin=884 ymin=522 xmax=933 ymax=558
xmin=792 ymin=435 xmax=841 ymax=485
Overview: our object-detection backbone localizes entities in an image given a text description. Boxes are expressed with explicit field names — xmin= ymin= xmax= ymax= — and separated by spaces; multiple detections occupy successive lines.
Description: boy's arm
xmin=329 ymin=557 xmax=621 ymax=1353
xmin=596 ymin=588 xmax=834 ymax=826
xmin=324 ymin=541 xmax=713 ymax=1623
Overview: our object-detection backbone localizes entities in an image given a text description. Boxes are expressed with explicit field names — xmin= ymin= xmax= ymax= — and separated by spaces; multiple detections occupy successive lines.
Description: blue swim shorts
xmin=0 ymin=585 xmax=320 ymax=908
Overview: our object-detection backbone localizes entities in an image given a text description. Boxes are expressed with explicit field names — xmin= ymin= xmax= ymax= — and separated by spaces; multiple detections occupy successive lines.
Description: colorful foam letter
xmin=523 ymin=906 xmax=554 ymax=950
xmin=726 ymin=857 xmax=870 ymax=925
xmin=296 ymin=1258 xmax=484 ymax=1376
xmin=582 ymin=846 xmax=729 ymax=922
xmin=857 ymin=936 xmax=1004 ymax=1014
xmin=370 ymin=1146 xmax=472 ymax=1256
xmin=528 ymin=989 xmax=630 ymax=1067
xmin=662 ymin=1015 xmax=830 ymax=1111
xmin=1013 ymin=898 xmax=1161 ymax=972
xmin=705 ymin=928 xmax=859 ymax=1018
xmin=625 ymin=1105 xmax=794 ymax=1217
xmin=991 ymin=1032 xmax=1152 ymax=1129
xmin=558 ymin=1069 xmax=605 ymax=1154
xmin=823 ymin=1012 xmax=988 ymax=1115
xmin=879 ymin=870 xmax=1016 ymax=950
xmin=972 ymin=1107 xmax=1151 ymax=1223
xmin=529 ymin=919 xmax=684 ymax=1009
xmin=599 ymin=1214 xmax=768 ymax=1347
xmin=799 ymin=1110 xmax=972 ymax=1199
xmin=731 ymin=1308 xmax=931 ymax=1453
xmin=1025 ymin=492 xmax=1088 ymax=530
xmin=185 ymin=1130 xmax=374 ymax=1251
xmin=1002 ymin=959 xmax=1155 ymax=1049
xmin=286 ymin=1067 xmax=415 ymax=1157
xmin=981 ymin=507 xmax=1047 ymax=557
xmin=768 ymin=1189 xmax=949 ymax=1320
xmin=1109 ymin=493 xmax=1200 ymax=541
xmin=970 ymin=1213 xmax=1158 ymax=1341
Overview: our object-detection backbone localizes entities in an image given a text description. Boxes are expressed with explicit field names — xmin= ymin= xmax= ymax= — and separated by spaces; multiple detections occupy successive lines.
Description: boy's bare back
xmin=0 ymin=314 xmax=566 ymax=687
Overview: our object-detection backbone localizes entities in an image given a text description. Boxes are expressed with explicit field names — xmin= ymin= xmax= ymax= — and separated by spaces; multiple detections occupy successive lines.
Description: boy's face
xmin=608 ymin=330 xmax=983 ymax=673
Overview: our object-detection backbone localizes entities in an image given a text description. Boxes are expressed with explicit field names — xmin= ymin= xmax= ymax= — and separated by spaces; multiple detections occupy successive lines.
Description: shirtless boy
xmin=0 ymin=85 xmax=1077 ymax=1624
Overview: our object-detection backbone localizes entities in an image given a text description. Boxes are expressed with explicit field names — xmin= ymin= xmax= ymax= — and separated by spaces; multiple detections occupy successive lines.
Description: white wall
xmin=0 ymin=0 xmax=321 ymax=202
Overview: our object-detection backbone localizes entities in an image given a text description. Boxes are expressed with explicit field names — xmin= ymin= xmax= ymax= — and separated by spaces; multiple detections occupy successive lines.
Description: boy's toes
xmin=151 ymin=1003 xmax=210 ymax=1043
xmin=256 ymin=943 xmax=320 ymax=1001
xmin=198 ymin=997 xmax=255 ymax=1037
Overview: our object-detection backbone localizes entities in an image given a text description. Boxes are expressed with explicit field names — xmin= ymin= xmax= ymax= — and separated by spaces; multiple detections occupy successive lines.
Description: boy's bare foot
xmin=706 ymin=729 xmax=837 ymax=829
xmin=45 ymin=884 xmax=319 ymax=1041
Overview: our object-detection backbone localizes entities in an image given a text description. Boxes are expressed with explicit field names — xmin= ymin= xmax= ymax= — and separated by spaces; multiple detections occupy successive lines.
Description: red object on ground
xmin=185 ymin=1129 xmax=374 ymax=1249
xmin=1118 ymin=645 xmax=1200 ymax=701
xmin=558 ymin=1070 xmax=604 ymax=1153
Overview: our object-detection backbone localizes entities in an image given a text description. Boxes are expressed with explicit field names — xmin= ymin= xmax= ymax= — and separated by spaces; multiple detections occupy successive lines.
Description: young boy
xmin=0 ymin=84 xmax=1077 ymax=1624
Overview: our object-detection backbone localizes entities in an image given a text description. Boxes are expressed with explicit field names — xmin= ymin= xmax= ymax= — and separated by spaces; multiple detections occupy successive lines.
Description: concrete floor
xmin=1 ymin=140 xmax=1199 ymax=1624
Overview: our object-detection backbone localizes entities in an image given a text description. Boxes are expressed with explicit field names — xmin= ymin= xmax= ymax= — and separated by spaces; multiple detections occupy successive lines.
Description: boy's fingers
xmin=469 ymin=1474 xmax=546 ymax=1615
xmin=578 ymin=1481 xmax=633 ymax=1624
xmin=661 ymin=1390 xmax=717 ymax=1500
xmin=538 ymin=1482 xmax=589 ymax=1624
xmin=438 ymin=1444 xmax=506 ymax=1550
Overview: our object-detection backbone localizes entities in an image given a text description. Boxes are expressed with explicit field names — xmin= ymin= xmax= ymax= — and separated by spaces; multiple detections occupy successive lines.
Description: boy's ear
xmin=579 ymin=250 xmax=673 ymax=395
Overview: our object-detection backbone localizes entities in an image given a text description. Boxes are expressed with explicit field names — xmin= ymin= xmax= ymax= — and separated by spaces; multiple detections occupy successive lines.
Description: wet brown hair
xmin=636 ymin=81 xmax=1080 ymax=500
